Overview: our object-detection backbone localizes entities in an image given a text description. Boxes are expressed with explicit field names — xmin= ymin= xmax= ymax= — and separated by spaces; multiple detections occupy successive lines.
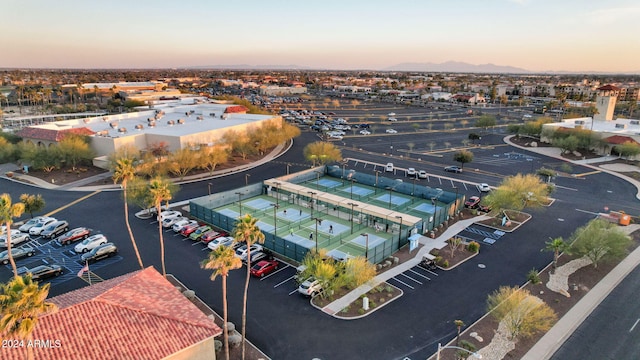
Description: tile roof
xmin=597 ymin=84 xmax=620 ymax=91
xmin=16 ymin=127 xmax=96 ymax=142
xmin=604 ymin=135 xmax=639 ymax=145
xmin=224 ymin=105 xmax=249 ymax=113
xmin=3 ymin=267 xmax=221 ymax=360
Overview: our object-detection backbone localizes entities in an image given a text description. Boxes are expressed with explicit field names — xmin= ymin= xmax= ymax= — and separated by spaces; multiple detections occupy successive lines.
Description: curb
xmin=316 ymin=282 xmax=404 ymax=320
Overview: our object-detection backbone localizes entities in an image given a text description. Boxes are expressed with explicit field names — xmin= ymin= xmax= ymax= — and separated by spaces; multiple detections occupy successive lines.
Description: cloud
xmin=581 ymin=6 xmax=640 ymax=25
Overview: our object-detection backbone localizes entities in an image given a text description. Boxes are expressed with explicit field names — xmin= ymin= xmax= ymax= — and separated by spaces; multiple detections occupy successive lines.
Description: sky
xmin=1 ymin=0 xmax=639 ymax=72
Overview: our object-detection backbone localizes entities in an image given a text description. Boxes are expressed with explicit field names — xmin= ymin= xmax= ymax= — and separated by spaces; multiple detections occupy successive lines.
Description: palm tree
xmin=232 ymin=214 xmax=265 ymax=360
xmin=0 ymin=274 xmax=58 ymax=360
xmin=201 ymin=246 xmax=242 ymax=360
xmin=454 ymin=319 xmax=465 ymax=346
xmin=148 ymin=177 xmax=174 ymax=277
xmin=113 ymin=158 xmax=144 ymax=269
xmin=544 ymin=237 xmax=568 ymax=270
xmin=0 ymin=193 xmax=26 ymax=277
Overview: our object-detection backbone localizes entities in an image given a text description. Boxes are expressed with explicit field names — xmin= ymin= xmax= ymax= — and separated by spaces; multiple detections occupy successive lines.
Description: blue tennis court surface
xmin=278 ymin=208 xmax=307 ymax=221
xmin=257 ymin=221 xmax=274 ymax=232
xmin=340 ymin=185 xmax=374 ymax=196
xmin=412 ymin=203 xmax=441 ymax=213
xmin=245 ymin=198 xmax=273 ymax=210
xmin=287 ymin=234 xmax=315 ymax=249
xmin=305 ymin=221 xmax=348 ymax=235
xmin=375 ymin=193 xmax=410 ymax=205
xmin=219 ymin=208 xmax=239 ymax=218
xmin=353 ymin=233 xmax=386 ymax=248
xmin=318 ymin=178 xmax=341 ymax=188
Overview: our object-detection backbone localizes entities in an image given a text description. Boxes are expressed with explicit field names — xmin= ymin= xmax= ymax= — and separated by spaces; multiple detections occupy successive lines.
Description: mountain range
xmin=382 ymin=61 xmax=529 ymax=73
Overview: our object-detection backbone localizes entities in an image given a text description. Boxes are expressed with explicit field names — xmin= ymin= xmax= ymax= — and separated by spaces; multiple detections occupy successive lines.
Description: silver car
xmin=74 ymin=234 xmax=108 ymax=253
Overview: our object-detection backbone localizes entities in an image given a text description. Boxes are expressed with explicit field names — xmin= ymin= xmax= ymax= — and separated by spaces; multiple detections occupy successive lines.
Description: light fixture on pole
xmin=395 ymin=215 xmax=403 ymax=242
xmin=208 ymin=182 xmax=213 ymax=195
xmin=386 ymin=187 xmax=393 ymax=209
xmin=308 ymin=191 xmax=317 ymax=217
xmin=436 ymin=343 xmax=482 ymax=360
xmin=347 ymin=202 xmax=358 ymax=234
xmin=235 ymin=192 xmax=243 ymax=215
xmin=360 ymin=233 xmax=369 ymax=260
xmin=374 ymin=170 xmax=381 ymax=194
xmin=313 ymin=217 xmax=322 ymax=252
xmin=245 ymin=173 xmax=251 ymax=186
xmin=271 ymin=203 xmax=279 ymax=236
xmin=273 ymin=181 xmax=281 ymax=207
xmin=452 ymin=186 xmax=459 ymax=216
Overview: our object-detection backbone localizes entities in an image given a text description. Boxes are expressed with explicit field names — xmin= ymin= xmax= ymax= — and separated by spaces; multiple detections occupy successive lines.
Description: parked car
xmin=189 ymin=225 xmax=212 ymax=241
xmin=74 ymin=234 xmax=108 ymax=253
xmin=385 ymin=163 xmax=394 ymax=172
xmin=388 ymin=117 xmax=398 ymax=122
xmin=359 ymin=130 xmax=371 ymax=135
xmin=180 ymin=223 xmax=201 ymax=237
xmin=235 ymin=244 xmax=264 ymax=261
xmin=444 ymin=166 xmax=463 ymax=173
xmin=57 ymin=227 xmax=91 ymax=245
xmin=0 ymin=247 xmax=36 ymax=265
xmin=172 ymin=219 xmax=198 ymax=233
xmin=386 ymin=129 xmax=397 ymax=134
xmin=22 ymin=264 xmax=63 ymax=281
xmin=162 ymin=215 xmax=184 ymax=228
xmin=18 ymin=216 xmax=51 ymax=232
xmin=207 ymin=236 xmax=235 ymax=251
xmin=0 ymin=230 xmax=30 ymax=248
xmin=160 ymin=210 xmax=182 ymax=221
xmin=40 ymin=220 xmax=70 ymax=239
xmin=29 ymin=218 xmax=58 ymax=236
xmin=464 ymin=196 xmax=481 ymax=209
xmin=250 ymin=259 xmax=279 ymax=277
xmin=200 ymin=230 xmax=227 ymax=244
xmin=407 ymin=168 xmax=417 ymax=177
xmin=298 ymin=276 xmax=322 ymax=297
xmin=81 ymin=242 xmax=118 ymax=263
xmin=477 ymin=183 xmax=491 ymax=192
xmin=418 ymin=170 xmax=428 ymax=179
xmin=359 ymin=123 xmax=370 ymax=128
xmin=478 ymin=204 xmax=492 ymax=213
xmin=243 ymin=250 xmax=273 ymax=266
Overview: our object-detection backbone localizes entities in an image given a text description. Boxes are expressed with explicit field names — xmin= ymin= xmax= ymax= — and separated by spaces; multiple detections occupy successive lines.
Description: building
xmin=16 ymin=100 xmax=282 ymax=161
xmin=3 ymin=267 xmax=222 ymax=360
xmin=594 ymin=85 xmax=620 ymax=121
xmin=259 ymin=85 xmax=307 ymax=96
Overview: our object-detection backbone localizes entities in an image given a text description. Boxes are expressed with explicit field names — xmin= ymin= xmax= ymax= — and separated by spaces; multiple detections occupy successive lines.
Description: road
xmin=550 ymin=266 xmax=640 ymax=360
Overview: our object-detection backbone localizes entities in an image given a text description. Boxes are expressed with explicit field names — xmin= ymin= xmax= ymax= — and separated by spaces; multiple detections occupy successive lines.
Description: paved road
xmin=550 ymin=266 xmax=640 ymax=360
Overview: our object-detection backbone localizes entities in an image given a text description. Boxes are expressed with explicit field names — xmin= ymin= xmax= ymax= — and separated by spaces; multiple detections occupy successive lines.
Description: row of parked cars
xmin=160 ymin=211 xmax=280 ymax=278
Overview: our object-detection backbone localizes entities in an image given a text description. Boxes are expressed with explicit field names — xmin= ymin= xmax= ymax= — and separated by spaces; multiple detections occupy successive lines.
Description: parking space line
xmin=275 ymin=275 xmax=296 ymax=288
xmin=450 ymin=179 xmax=454 ymax=188
xmin=408 ymin=269 xmax=431 ymax=280
xmin=438 ymin=177 xmax=442 ymax=185
xmin=400 ymin=273 xmax=422 ymax=284
xmin=191 ymin=241 xmax=201 ymax=246
xmin=260 ymin=264 xmax=290 ymax=281
xmin=288 ymin=289 xmax=299 ymax=296
xmin=391 ymin=277 xmax=415 ymax=289
xmin=462 ymin=182 xmax=468 ymax=190
xmin=419 ymin=267 xmax=438 ymax=276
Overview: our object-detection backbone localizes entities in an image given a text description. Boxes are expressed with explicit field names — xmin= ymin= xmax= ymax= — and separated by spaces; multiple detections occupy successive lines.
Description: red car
xmin=180 ymin=223 xmax=200 ymax=237
xmin=464 ymin=196 xmax=481 ymax=209
xmin=200 ymin=230 xmax=227 ymax=244
xmin=250 ymin=259 xmax=279 ymax=278
xmin=57 ymin=227 xmax=91 ymax=245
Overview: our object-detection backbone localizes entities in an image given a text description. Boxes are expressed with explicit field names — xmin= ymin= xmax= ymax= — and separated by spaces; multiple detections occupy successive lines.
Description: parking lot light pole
xmin=374 ymin=170 xmax=381 ymax=194
xmin=286 ymin=163 xmax=291 ymax=175
xmin=313 ymin=217 xmax=322 ymax=252
xmin=452 ymin=186 xmax=459 ymax=216
xmin=308 ymin=191 xmax=317 ymax=217
xmin=235 ymin=192 xmax=244 ymax=215
xmin=271 ymin=203 xmax=279 ymax=236
xmin=395 ymin=216 xmax=403 ymax=243
xmin=387 ymin=187 xmax=393 ymax=209
xmin=245 ymin=173 xmax=251 ymax=186
xmin=208 ymin=182 xmax=213 ymax=195
xmin=347 ymin=202 xmax=358 ymax=234
xmin=273 ymin=181 xmax=281 ymax=207
xmin=360 ymin=233 xmax=369 ymax=260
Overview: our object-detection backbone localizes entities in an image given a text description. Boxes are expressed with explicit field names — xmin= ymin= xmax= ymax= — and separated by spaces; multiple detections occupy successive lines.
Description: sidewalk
xmin=322 ymin=216 xmax=489 ymax=316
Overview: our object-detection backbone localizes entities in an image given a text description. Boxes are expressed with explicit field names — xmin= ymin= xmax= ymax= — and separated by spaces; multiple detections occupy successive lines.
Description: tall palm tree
xmin=148 ymin=177 xmax=173 ymax=277
xmin=113 ymin=158 xmax=144 ymax=269
xmin=0 ymin=193 xmax=26 ymax=277
xmin=454 ymin=319 xmax=465 ymax=346
xmin=232 ymin=214 xmax=265 ymax=360
xmin=0 ymin=274 xmax=58 ymax=360
xmin=544 ymin=237 xmax=568 ymax=270
xmin=201 ymin=246 xmax=242 ymax=360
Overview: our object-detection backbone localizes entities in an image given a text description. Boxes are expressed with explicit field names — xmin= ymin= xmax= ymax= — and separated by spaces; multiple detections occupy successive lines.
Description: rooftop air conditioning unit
xmin=83 ymin=119 xmax=90 ymax=124
xmin=110 ymin=122 xmax=119 ymax=128
xmin=196 ymin=116 xmax=203 ymax=121
xmin=615 ymin=123 xmax=627 ymax=129
xmin=177 ymin=119 xmax=185 ymax=124
xmin=574 ymin=120 xmax=584 ymax=125
xmin=167 ymin=120 xmax=175 ymax=126
xmin=97 ymin=130 xmax=109 ymax=136
xmin=148 ymin=121 xmax=156 ymax=127
xmin=135 ymin=124 xmax=144 ymax=130
xmin=631 ymin=120 xmax=639 ymax=125
xmin=118 ymin=127 xmax=127 ymax=133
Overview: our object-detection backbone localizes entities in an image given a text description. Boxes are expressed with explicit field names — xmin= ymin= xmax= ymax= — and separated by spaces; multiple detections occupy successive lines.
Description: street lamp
xmin=245 ymin=173 xmax=251 ymax=186
xmin=207 ymin=182 xmax=213 ymax=195
xmin=313 ymin=217 xmax=322 ymax=252
xmin=374 ymin=170 xmax=382 ymax=194
xmin=286 ymin=163 xmax=291 ymax=175
xmin=235 ymin=192 xmax=244 ymax=215
xmin=452 ymin=186 xmax=459 ymax=216
xmin=347 ymin=202 xmax=359 ymax=234
xmin=273 ymin=181 xmax=281 ymax=207
xmin=436 ymin=343 xmax=482 ymax=360
xmin=308 ymin=191 xmax=317 ymax=217
xmin=350 ymin=177 xmax=357 ymax=199
xmin=395 ymin=216 xmax=403 ymax=243
xmin=341 ymin=161 xmax=347 ymax=185
xmin=360 ymin=233 xmax=369 ymax=260
xmin=271 ymin=203 xmax=279 ymax=236
xmin=386 ymin=186 xmax=393 ymax=209
xmin=315 ymin=170 xmax=322 ymax=190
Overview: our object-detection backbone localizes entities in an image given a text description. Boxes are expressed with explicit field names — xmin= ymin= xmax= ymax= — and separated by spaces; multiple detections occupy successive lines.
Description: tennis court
xmin=340 ymin=185 xmax=374 ymax=197
xmin=245 ymin=198 xmax=274 ymax=210
xmin=277 ymin=208 xmax=307 ymax=221
xmin=287 ymin=233 xmax=315 ymax=249
xmin=317 ymin=178 xmax=342 ymax=188
xmin=412 ymin=203 xmax=442 ymax=214
xmin=353 ymin=233 xmax=386 ymax=248
xmin=374 ymin=193 xmax=410 ymax=206
xmin=256 ymin=221 xmax=274 ymax=232
xmin=304 ymin=220 xmax=349 ymax=235
xmin=219 ymin=208 xmax=239 ymax=218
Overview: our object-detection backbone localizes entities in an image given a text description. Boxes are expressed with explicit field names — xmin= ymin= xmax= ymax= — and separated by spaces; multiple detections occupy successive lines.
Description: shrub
xmin=380 ymin=298 xmax=386 ymax=303
xmin=385 ymin=286 xmax=393 ymax=293
xmin=388 ymin=293 xmax=393 ymax=298
xmin=358 ymin=308 xmax=365 ymax=315
xmin=370 ymin=301 xmax=377 ymax=308
xmin=434 ymin=255 xmax=444 ymax=266
xmin=341 ymin=306 xmax=350 ymax=313
xmin=527 ymin=269 xmax=541 ymax=284
xmin=467 ymin=241 xmax=480 ymax=253
xmin=442 ymin=260 xmax=449 ymax=268
xmin=375 ymin=285 xmax=385 ymax=292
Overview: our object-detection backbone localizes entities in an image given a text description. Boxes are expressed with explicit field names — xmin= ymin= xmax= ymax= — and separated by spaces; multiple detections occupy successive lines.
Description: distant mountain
xmin=383 ymin=61 xmax=530 ymax=73
xmin=185 ymin=64 xmax=312 ymax=70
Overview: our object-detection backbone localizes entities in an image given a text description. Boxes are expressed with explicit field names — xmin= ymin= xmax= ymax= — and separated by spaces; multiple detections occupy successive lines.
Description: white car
xmin=407 ymin=168 xmax=417 ymax=177
xmin=74 ymin=234 xmax=108 ymax=253
xmin=29 ymin=218 xmax=58 ymax=236
xmin=477 ymin=183 xmax=491 ymax=192
xmin=418 ymin=170 xmax=428 ymax=179
xmin=235 ymin=244 xmax=264 ymax=261
xmin=298 ymin=277 xmax=323 ymax=297
xmin=18 ymin=216 xmax=50 ymax=232
xmin=385 ymin=163 xmax=394 ymax=172
xmin=388 ymin=117 xmax=398 ymax=122
xmin=160 ymin=210 xmax=182 ymax=221
xmin=162 ymin=215 xmax=184 ymax=228
xmin=172 ymin=219 xmax=198 ymax=233
xmin=359 ymin=130 xmax=371 ymax=135
xmin=207 ymin=236 xmax=235 ymax=251
xmin=388 ymin=112 xmax=396 ymax=116
xmin=0 ymin=230 xmax=30 ymax=248
xmin=386 ymin=129 xmax=398 ymax=134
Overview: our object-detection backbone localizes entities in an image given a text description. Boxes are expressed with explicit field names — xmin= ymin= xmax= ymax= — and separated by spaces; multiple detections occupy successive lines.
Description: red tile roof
xmin=604 ymin=135 xmax=639 ymax=145
xmin=3 ymin=267 xmax=221 ymax=360
xmin=224 ymin=105 xmax=249 ymax=113
xmin=597 ymin=84 xmax=620 ymax=91
xmin=16 ymin=127 xmax=96 ymax=142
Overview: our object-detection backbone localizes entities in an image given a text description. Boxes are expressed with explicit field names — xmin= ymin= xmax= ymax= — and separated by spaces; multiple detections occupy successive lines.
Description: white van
xmin=385 ymin=163 xmax=394 ymax=172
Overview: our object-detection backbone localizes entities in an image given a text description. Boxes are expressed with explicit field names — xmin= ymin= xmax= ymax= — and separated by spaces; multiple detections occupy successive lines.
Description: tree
xmin=454 ymin=319 xmax=465 ymax=346
xmin=615 ymin=141 xmax=640 ymax=162
xmin=148 ymin=177 xmax=175 ymax=277
xmin=427 ymin=141 xmax=436 ymax=151
xmin=453 ymin=150 xmax=474 ymax=169
xmin=483 ymin=174 xmax=550 ymax=211
xmin=167 ymin=148 xmax=198 ymax=180
xmin=448 ymin=237 xmax=463 ymax=257
xmin=303 ymin=141 xmax=342 ymax=166
xmin=19 ymin=194 xmax=45 ymax=218
xmin=298 ymin=249 xmax=344 ymax=299
xmin=342 ymin=257 xmax=376 ymax=289
xmin=487 ymin=286 xmax=556 ymax=340
xmin=552 ymin=136 xmax=579 ymax=155
xmin=475 ymin=115 xmax=497 ymax=131
xmin=113 ymin=157 xmax=144 ymax=270
xmin=201 ymin=245 xmax=242 ymax=360
xmin=0 ymin=275 xmax=58 ymax=360
xmin=569 ymin=218 xmax=631 ymax=268
xmin=0 ymin=137 xmax=17 ymax=163
xmin=232 ymin=214 xmax=265 ymax=360
xmin=198 ymin=145 xmax=229 ymax=175
xmin=544 ymin=237 xmax=569 ymax=269
xmin=0 ymin=194 xmax=26 ymax=277
xmin=411 ymin=123 xmax=420 ymax=132
xmin=56 ymin=134 xmax=95 ymax=170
